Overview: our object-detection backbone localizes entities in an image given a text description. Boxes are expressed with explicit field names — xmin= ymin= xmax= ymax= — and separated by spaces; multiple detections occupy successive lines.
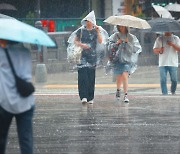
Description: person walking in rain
xmin=67 ymin=11 xmax=105 ymax=104
xmin=153 ymin=32 xmax=180 ymax=95
xmin=74 ymin=11 xmax=103 ymax=104
xmin=107 ymin=25 xmax=141 ymax=103
xmin=0 ymin=39 xmax=35 ymax=154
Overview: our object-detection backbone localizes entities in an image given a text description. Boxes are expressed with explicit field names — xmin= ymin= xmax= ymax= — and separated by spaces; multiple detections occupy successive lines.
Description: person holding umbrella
xmin=153 ymin=32 xmax=180 ymax=95
xmin=107 ymin=25 xmax=142 ymax=103
xmin=0 ymin=18 xmax=55 ymax=154
xmin=104 ymin=15 xmax=150 ymax=103
xmin=0 ymin=39 xmax=35 ymax=154
xmin=149 ymin=18 xmax=180 ymax=95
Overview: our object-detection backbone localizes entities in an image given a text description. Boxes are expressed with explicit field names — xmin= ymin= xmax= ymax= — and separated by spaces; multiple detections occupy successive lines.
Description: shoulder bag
xmin=4 ymin=48 xmax=35 ymax=97
xmin=67 ymin=28 xmax=83 ymax=64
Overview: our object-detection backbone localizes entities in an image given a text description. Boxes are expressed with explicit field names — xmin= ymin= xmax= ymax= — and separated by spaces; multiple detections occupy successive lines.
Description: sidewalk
xmin=33 ymin=65 xmax=180 ymax=95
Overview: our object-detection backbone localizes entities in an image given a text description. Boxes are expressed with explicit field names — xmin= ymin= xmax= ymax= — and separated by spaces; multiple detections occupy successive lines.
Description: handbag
xmin=4 ymin=48 xmax=35 ymax=97
xmin=108 ymin=33 xmax=133 ymax=64
xmin=71 ymin=44 xmax=83 ymax=64
xmin=107 ymin=41 xmax=119 ymax=64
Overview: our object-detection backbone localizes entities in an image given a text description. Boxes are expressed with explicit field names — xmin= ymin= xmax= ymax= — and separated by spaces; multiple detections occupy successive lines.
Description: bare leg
xmin=122 ymin=72 xmax=129 ymax=94
xmin=116 ymin=74 xmax=123 ymax=90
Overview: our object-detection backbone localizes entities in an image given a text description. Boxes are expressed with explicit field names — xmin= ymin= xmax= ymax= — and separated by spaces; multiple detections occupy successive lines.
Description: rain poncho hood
xmin=108 ymin=32 xmax=142 ymax=74
xmin=81 ymin=10 xmax=96 ymax=26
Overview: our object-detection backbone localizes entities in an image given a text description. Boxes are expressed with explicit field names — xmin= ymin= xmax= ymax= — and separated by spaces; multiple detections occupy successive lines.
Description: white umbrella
xmin=165 ymin=2 xmax=180 ymax=12
xmin=104 ymin=15 xmax=151 ymax=29
xmin=152 ymin=5 xmax=173 ymax=19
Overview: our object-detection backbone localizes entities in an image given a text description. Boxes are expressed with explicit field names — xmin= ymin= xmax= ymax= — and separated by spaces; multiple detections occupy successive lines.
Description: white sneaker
xmin=88 ymin=100 xmax=94 ymax=104
xmin=124 ymin=94 xmax=129 ymax=103
xmin=81 ymin=98 xmax=87 ymax=104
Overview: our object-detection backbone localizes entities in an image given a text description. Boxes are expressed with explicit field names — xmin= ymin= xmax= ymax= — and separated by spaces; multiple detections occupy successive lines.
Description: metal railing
xmin=20 ymin=18 xmax=105 ymax=32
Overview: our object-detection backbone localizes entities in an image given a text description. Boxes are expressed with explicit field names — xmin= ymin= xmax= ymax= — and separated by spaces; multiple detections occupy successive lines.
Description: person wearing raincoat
xmin=0 ymin=39 xmax=35 ymax=154
xmin=107 ymin=25 xmax=142 ymax=103
xmin=67 ymin=11 xmax=108 ymax=104
xmin=153 ymin=32 xmax=180 ymax=95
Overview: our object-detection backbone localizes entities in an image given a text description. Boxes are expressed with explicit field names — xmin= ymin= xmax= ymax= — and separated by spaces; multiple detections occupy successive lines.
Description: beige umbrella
xmin=152 ymin=5 xmax=173 ymax=18
xmin=165 ymin=2 xmax=180 ymax=12
xmin=104 ymin=15 xmax=151 ymax=29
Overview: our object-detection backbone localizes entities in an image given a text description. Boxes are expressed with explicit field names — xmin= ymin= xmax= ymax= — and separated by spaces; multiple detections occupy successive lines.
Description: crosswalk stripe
xmin=42 ymin=83 xmax=180 ymax=88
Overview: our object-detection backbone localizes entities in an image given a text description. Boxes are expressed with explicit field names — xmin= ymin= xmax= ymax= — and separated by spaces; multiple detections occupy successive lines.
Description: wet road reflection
xmin=6 ymin=94 xmax=180 ymax=154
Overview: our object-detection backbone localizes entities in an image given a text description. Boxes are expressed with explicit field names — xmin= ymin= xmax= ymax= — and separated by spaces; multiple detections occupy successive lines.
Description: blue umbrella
xmin=0 ymin=18 xmax=56 ymax=47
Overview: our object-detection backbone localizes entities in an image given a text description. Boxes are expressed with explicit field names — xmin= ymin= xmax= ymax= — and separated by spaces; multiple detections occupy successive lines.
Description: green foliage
xmin=22 ymin=11 xmax=35 ymax=26
xmin=76 ymin=10 xmax=89 ymax=25
xmin=137 ymin=12 xmax=146 ymax=18
xmin=26 ymin=11 xmax=35 ymax=18
xmin=80 ymin=11 xmax=89 ymax=19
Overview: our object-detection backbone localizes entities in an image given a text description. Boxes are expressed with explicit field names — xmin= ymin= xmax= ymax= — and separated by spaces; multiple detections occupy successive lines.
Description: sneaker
xmin=116 ymin=90 xmax=120 ymax=99
xmin=124 ymin=94 xmax=129 ymax=103
xmin=81 ymin=98 xmax=87 ymax=104
xmin=88 ymin=100 xmax=94 ymax=104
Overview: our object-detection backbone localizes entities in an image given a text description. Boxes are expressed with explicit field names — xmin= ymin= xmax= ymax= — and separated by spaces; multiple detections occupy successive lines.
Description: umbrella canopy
xmin=0 ymin=3 xmax=17 ymax=11
xmin=148 ymin=18 xmax=180 ymax=32
xmin=152 ymin=5 xmax=173 ymax=19
xmin=165 ymin=2 xmax=180 ymax=12
xmin=0 ymin=19 xmax=56 ymax=47
xmin=0 ymin=13 xmax=15 ymax=19
xmin=104 ymin=15 xmax=151 ymax=29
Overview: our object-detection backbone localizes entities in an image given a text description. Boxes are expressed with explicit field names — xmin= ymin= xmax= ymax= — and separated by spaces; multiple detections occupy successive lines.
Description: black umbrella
xmin=0 ymin=13 xmax=14 ymax=19
xmin=148 ymin=18 xmax=180 ymax=32
xmin=148 ymin=18 xmax=180 ymax=50
xmin=0 ymin=3 xmax=17 ymax=11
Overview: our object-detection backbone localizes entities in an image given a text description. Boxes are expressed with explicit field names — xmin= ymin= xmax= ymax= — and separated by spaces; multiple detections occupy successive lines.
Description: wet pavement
xmin=6 ymin=66 xmax=180 ymax=154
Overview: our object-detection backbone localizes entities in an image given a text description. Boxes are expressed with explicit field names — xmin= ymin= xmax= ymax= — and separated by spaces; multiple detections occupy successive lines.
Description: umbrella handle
xmin=159 ymin=34 xmax=163 ymax=54
xmin=159 ymin=49 xmax=163 ymax=54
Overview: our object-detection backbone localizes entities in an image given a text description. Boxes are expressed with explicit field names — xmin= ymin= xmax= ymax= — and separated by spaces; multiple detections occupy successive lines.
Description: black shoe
xmin=171 ymin=92 xmax=176 ymax=95
xmin=116 ymin=90 xmax=120 ymax=99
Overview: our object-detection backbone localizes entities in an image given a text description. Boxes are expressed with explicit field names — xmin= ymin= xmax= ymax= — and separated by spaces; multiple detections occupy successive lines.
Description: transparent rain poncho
xmin=107 ymin=32 xmax=142 ymax=74
xmin=67 ymin=11 xmax=109 ymax=68
xmin=67 ymin=26 xmax=109 ymax=65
